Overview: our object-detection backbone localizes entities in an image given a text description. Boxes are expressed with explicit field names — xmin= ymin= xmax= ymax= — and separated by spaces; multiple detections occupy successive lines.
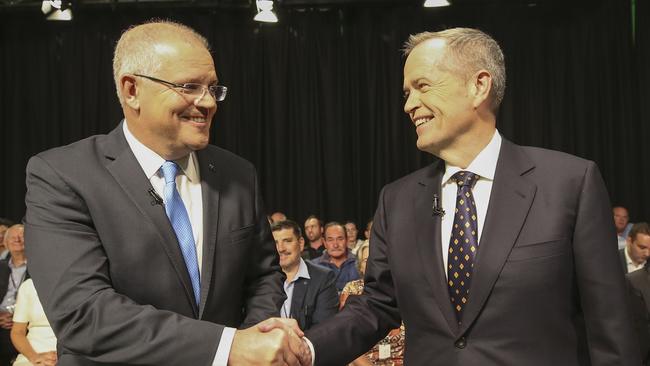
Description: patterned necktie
xmin=160 ymin=161 xmax=201 ymax=306
xmin=447 ymin=170 xmax=480 ymax=323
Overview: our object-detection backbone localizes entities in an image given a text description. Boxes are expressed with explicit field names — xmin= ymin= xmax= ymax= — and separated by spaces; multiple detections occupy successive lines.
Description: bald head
xmin=113 ymin=20 xmax=211 ymax=105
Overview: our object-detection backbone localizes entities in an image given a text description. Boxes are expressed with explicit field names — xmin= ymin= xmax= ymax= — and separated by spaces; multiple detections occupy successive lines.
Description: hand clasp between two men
xmin=228 ymin=318 xmax=312 ymax=366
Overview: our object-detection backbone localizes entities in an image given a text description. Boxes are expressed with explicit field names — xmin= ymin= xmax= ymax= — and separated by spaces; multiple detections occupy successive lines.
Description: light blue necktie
xmin=160 ymin=160 xmax=201 ymax=306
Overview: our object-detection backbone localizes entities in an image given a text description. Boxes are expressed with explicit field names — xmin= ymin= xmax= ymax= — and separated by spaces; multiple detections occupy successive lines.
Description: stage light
xmin=254 ymin=1 xmax=278 ymax=23
xmin=424 ymin=0 xmax=451 ymax=7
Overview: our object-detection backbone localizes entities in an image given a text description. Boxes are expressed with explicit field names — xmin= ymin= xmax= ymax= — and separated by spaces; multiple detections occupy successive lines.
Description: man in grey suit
xmin=619 ymin=222 xmax=650 ymax=274
xmin=298 ymin=28 xmax=640 ymax=365
xmin=24 ymin=21 xmax=304 ymax=365
xmin=271 ymin=220 xmax=338 ymax=331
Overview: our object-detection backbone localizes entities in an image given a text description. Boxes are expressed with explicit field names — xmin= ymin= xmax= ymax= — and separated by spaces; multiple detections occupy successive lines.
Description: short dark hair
xmin=629 ymin=222 xmax=650 ymax=241
xmin=305 ymin=215 xmax=323 ymax=227
xmin=323 ymin=221 xmax=347 ymax=240
xmin=271 ymin=220 xmax=303 ymax=239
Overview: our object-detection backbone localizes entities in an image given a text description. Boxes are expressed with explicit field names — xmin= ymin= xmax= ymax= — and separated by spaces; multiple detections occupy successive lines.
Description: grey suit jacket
xmin=306 ymin=138 xmax=640 ymax=365
xmin=24 ymin=123 xmax=285 ymax=365
xmin=290 ymin=261 xmax=338 ymax=331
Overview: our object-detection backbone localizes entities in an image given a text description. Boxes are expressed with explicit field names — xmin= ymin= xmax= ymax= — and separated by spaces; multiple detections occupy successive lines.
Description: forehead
xmin=155 ymin=39 xmax=216 ymax=80
xmin=273 ymin=228 xmax=298 ymax=241
xmin=325 ymin=226 xmax=345 ymax=236
xmin=634 ymin=233 xmax=650 ymax=245
xmin=404 ymin=39 xmax=447 ymax=78
xmin=305 ymin=218 xmax=320 ymax=226
xmin=613 ymin=207 xmax=628 ymax=216
xmin=345 ymin=223 xmax=356 ymax=229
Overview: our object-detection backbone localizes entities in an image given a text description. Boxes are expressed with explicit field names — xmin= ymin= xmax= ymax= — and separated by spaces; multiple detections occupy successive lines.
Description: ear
xmin=120 ymin=75 xmax=140 ymax=110
xmin=469 ymin=70 xmax=492 ymax=109
xmin=626 ymin=236 xmax=633 ymax=246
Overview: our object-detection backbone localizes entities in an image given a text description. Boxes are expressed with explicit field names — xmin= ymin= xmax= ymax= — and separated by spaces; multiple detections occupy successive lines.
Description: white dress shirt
xmin=123 ymin=121 xmax=234 ymax=366
xmin=440 ymin=130 xmax=502 ymax=276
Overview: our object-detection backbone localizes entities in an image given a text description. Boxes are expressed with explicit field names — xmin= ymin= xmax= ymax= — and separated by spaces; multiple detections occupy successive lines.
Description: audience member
xmin=345 ymin=221 xmax=364 ymax=256
xmin=270 ymin=212 xmax=288 ymax=224
xmin=10 ymin=279 xmax=57 ymax=366
xmin=0 ymin=218 xmax=15 ymax=260
xmin=0 ymin=224 xmax=27 ymax=365
xmin=619 ymin=223 xmax=650 ymax=274
xmin=312 ymin=222 xmax=360 ymax=293
xmin=615 ymin=206 xmax=634 ymax=249
xmin=303 ymin=215 xmax=326 ymax=260
xmin=354 ymin=219 xmax=373 ymax=272
xmin=271 ymin=220 xmax=338 ymax=331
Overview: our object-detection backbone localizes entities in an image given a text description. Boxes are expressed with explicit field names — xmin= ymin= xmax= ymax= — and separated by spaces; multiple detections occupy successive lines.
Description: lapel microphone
xmin=148 ymin=188 xmax=164 ymax=206
xmin=432 ymin=194 xmax=445 ymax=217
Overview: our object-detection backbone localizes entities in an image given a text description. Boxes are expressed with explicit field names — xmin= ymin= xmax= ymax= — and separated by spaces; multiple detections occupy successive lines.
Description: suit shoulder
xmin=382 ymin=161 xmax=442 ymax=192
xmin=201 ymin=144 xmax=255 ymax=172
xmin=306 ymin=261 xmax=336 ymax=279
xmin=627 ymin=268 xmax=649 ymax=287
xmin=517 ymin=145 xmax=594 ymax=170
xmin=31 ymin=133 xmax=108 ymax=166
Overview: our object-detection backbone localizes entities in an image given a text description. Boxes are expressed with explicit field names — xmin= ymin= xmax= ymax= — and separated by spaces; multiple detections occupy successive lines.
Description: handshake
xmin=228 ymin=318 xmax=313 ymax=366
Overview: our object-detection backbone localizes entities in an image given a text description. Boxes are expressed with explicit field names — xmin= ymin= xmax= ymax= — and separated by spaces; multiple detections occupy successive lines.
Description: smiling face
xmin=403 ymin=39 xmax=480 ymax=157
xmin=123 ymin=38 xmax=218 ymax=160
xmin=273 ymin=228 xmax=304 ymax=271
xmin=5 ymin=225 xmax=24 ymax=256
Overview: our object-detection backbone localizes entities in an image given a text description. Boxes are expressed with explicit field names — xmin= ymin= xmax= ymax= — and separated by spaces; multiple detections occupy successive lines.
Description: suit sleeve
xmin=24 ymin=155 xmax=223 ymax=365
xmin=305 ymin=186 xmax=400 ymax=366
xmin=239 ymin=168 xmax=286 ymax=328
xmin=309 ymin=269 xmax=339 ymax=328
xmin=572 ymin=161 xmax=642 ymax=365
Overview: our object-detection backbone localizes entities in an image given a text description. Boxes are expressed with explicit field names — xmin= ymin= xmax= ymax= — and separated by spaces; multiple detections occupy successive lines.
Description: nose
xmin=403 ymin=91 xmax=420 ymax=115
xmin=193 ymin=87 xmax=217 ymax=109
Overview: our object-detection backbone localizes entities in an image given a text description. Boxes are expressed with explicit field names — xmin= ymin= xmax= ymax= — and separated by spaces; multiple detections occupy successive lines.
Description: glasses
xmin=134 ymin=74 xmax=228 ymax=102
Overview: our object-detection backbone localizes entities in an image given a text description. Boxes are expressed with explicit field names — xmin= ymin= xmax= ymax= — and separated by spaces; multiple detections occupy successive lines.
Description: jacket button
xmin=455 ymin=337 xmax=467 ymax=349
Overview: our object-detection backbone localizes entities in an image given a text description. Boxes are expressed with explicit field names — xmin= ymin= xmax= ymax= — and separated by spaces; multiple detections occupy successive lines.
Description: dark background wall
xmin=0 ymin=0 xmax=647 ymax=228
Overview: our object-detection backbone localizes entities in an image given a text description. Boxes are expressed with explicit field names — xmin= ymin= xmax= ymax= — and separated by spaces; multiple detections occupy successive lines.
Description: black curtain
xmin=0 ymin=0 xmax=647 ymax=228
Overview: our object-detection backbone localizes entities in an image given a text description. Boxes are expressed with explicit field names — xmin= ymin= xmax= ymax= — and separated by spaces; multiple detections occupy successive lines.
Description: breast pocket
xmin=507 ymin=238 xmax=568 ymax=262
xmin=230 ymin=225 xmax=255 ymax=245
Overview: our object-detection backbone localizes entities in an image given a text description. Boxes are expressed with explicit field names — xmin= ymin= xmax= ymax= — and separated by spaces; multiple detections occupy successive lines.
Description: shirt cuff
xmin=212 ymin=327 xmax=236 ymax=366
xmin=303 ymin=336 xmax=316 ymax=366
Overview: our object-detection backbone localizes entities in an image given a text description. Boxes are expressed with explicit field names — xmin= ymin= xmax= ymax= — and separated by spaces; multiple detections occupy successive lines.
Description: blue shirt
xmin=312 ymin=252 xmax=360 ymax=293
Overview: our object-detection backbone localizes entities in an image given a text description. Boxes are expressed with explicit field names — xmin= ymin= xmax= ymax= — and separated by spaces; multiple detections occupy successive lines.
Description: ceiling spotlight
xmin=254 ymin=0 xmax=278 ymax=23
xmin=424 ymin=0 xmax=451 ymax=7
xmin=41 ymin=0 xmax=73 ymax=21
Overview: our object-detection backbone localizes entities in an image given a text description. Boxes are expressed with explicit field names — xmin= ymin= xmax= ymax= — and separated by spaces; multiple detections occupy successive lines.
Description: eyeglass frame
xmin=133 ymin=73 xmax=228 ymax=102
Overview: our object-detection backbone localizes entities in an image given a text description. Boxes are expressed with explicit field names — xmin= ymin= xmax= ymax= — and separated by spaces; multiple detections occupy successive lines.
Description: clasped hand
xmin=228 ymin=318 xmax=312 ymax=366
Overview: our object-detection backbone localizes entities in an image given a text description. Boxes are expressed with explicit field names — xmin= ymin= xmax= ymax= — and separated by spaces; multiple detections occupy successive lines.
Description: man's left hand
xmin=258 ymin=318 xmax=312 ymax=366
xmin=0 ymin=311 xmax=13 ymax=329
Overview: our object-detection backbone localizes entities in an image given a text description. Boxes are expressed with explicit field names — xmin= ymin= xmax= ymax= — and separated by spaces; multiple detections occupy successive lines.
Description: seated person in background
xmin=269 ymin=212 xmax=288 ymax=224
xmin=312 ymin=222 xmax=360 ymax=293
xmin=271 ymin=220 xmax=339 ymax=331
xmin=340 ymin=238 xmax=405 ymax=366
xmin=625 ymin=228 xmax=650 ymax=365
xmin=10 ymin=279 xmax=57 ymax=366
xmin=345 ymin=221 xmax=363 ymax=256
xmin=303 ymin=215 xmax=326 ymax=260
xmin=0 ymin=218 xmax=16 ymax=260
xmin=614 ymin=206 xmax=634 ymax=249
xmin=619 ymin=222 xmax=650 ymax=274
xmin=1 ymin=224 xmax=28 ymax=365
xmin=354 ymin=219 xmax=373 ymax=273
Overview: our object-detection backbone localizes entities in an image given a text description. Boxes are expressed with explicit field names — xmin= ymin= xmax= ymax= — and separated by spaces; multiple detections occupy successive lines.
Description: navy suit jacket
xmin=289 ymin=261 xmax=338 ymax=331
xmin=306 ymin=138 xmax=640 ymax=365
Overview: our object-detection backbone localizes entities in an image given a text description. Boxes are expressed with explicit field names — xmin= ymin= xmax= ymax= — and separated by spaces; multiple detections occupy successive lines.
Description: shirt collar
xmin=288 ymin=258 xmax=311 ymax=284
xmin=123 ymin=120 xmax=199 ymax=182
xmin=8 ymin=258 xmax=26 ymax=269
xmin=443 ymin=129 xmax=502 ymax=185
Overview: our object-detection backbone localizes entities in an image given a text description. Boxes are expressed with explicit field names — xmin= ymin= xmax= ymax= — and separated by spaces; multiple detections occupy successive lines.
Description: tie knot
xmin=452 ymin=171 xmax=479 ymax=189
xmin=161 ymin=161 xmax=179 ymax=184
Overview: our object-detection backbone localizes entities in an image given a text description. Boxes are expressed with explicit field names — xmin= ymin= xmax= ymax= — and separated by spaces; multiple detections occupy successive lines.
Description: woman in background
xmin=10 ymin=279 xmax=57 ymax=366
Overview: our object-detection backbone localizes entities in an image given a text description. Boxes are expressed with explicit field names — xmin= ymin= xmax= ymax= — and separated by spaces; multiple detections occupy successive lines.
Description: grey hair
xmin=403 ymin=28 xmax=506 ymax=111
xmin=112 ymin=20 xmax=211 ymax=105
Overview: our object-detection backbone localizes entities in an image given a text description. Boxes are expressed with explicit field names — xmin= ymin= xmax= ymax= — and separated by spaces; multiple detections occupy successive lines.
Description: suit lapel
xmin=459 ymin=139 xmax=537 ymax=334
xmin=413 ymin=160 xmax=459 ymax=333
xmin=102 ymin=123 xmax=198 ymax=316
xmin=196 ymin=150 xmax=220 ymax=319
xmin=291 ymin=278 xmax=309 ymax=322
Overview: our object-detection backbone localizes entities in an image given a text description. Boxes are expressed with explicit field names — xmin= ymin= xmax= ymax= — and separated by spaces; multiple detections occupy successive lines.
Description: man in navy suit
xmin=271 ymin=220 xmax=338 ymax=331
xmin=300 ymin=27 xmax=640 ymax=365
